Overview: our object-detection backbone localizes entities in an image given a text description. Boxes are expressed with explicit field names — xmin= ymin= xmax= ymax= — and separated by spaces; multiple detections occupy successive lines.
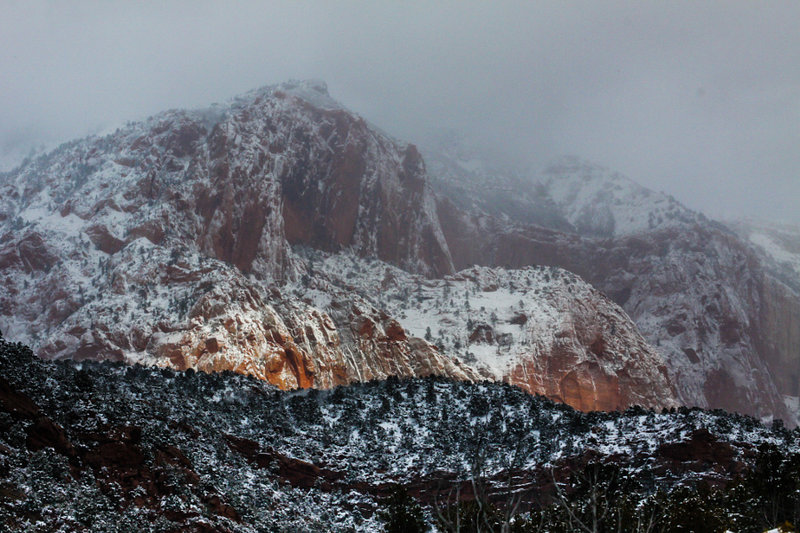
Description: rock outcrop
xmin=0 ymin=81 xmax=460 ymax=391
xmin=310 ymin=253 xmax=676 ymax=410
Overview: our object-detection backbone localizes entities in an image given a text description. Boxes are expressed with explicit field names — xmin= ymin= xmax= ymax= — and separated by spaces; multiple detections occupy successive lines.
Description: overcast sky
xmin=2 ymin=1 xmax=799 ymax=223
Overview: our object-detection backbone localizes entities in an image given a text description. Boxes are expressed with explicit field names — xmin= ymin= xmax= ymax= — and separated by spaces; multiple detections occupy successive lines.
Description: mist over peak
xmin=2 ymin=2 xmax=798 ymax=223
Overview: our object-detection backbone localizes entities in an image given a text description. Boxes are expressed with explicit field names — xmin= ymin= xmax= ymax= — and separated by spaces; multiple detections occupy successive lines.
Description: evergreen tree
xmin=378 ymin=485 xmax=428 ymax=533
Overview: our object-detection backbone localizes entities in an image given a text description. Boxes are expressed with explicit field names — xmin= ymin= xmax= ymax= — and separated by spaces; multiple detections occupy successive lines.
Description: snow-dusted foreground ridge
xmin=1 ymin=337 xmax=798 ymax=532
xmin=0 ymin=80 xmax=676 ymax=413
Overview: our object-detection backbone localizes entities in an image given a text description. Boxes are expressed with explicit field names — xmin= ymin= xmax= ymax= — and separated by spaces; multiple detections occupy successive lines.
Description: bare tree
xmin=433 ymin=420 xmax=531 ymax=532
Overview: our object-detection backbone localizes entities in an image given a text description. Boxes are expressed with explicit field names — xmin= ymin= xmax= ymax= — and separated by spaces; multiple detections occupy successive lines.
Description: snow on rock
xmin=727 ymin=218 xmax=800 ymax=282
xmin=0 ymin=81 xmax=682 ymax=412
xmin=725 ymin=218 xmax=800 ymax=418
xmin=0 ymin=335 xmax=794 ymax=532
xmin=425 ymin=137 xmax=796 ymax=423
xmin=309 ymin=250 xmax=676 ymax=411
xmin=541 ymin=156 xmax=703 ymax=238
xmin=0 ymin=80 xmax=459 ymax=390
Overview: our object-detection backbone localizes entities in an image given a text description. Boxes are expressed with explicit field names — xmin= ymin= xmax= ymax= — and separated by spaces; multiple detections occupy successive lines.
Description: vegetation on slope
xmin=1 ymin=334 xmax=799 ymax=532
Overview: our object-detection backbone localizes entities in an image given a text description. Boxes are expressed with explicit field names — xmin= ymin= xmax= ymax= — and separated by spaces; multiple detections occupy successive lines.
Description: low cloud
xmin=2 ymin=1 xmax=798 ymax=223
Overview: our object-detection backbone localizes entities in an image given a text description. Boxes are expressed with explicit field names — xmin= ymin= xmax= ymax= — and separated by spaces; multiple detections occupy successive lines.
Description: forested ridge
xmin=1 ymin=334 xmax=799 ymax=532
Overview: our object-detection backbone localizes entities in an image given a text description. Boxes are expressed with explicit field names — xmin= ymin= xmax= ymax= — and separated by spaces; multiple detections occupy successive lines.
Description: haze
xmin=2 ymin=1 xmax=798 ymax=224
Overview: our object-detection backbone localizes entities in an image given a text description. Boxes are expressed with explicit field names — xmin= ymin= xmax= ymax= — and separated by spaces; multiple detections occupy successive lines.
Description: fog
xmin=2 ymin=1 xmax=799 ymax=223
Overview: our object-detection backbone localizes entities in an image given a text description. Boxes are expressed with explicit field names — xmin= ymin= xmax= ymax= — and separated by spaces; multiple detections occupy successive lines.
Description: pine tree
xmin=378 ymin=485 xmax=428 ymax=533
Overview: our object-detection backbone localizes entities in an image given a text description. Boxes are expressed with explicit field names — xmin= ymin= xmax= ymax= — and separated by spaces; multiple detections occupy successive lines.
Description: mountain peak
xmin=285 ymin=78 xmax=329 ymax=95
xmin=233 ymin=78 xmax=341 ymax=113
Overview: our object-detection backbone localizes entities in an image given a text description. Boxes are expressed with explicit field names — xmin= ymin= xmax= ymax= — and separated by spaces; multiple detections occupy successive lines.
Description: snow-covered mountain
xmin=0 ymin=81 xmax=675 ymax=411
xmin=0 ymin=80 xmax=476 ymax=391
xmin=540 ymin=156 xmax=703 ymax=238
xmin=424 ymin=136 xmax=798 ymax=423
xmin=424 ymin=133 xmax=701 ymax=238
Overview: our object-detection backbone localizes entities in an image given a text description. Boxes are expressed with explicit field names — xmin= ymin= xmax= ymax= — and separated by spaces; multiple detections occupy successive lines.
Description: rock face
xmin=425 ymin=145 xmax=800 ymax=422
xmin=0 ymin=232 xmax=474 ymax=391
xmin=726 ymin=220 xmax=800 ymax=419
xmin=0 ymin=81 xmax=458 ymax=390
xmin=309 ymin=253 xmax=676 ymax=410
xmin=0 ymin=80 xmax=678 ymax=411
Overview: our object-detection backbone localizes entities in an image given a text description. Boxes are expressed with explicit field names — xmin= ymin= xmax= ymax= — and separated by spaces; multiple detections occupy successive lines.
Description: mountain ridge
xmin=423 ymin=134 xmax=800 ymax=422
xmin=0 ymin=335 xmax=796 ymax=531
xmin=5 ymin=80 xmax=800 ymax=423
xmin=0 ymin=80 xmax=677 ymax=413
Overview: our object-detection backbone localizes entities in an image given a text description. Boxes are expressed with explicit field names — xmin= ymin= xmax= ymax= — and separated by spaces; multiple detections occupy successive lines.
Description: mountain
xmin=424 ymin=137 xmax=799 ymax=422
xmin=0 ymin=81 xmax=675 ymax=411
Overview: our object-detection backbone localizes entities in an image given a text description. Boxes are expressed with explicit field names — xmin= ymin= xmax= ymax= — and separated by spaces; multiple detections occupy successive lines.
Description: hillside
xmin=306 ymin=250 xmax=674 ymax=411
xmin=2 ymin=79 xmax=799 ymax=423
xmin=1 ymin=336 xmax=798 ymax=532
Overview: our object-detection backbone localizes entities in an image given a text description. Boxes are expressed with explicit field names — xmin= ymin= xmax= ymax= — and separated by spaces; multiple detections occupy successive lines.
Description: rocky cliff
xmin=0 ymin=81 xmax=676 ymax=412
xmin=309 ymin=251 xmax=675 ymax=411
xmin=425 ymin=143 xmax=798 ymax=422
xmin=726 ymin=219 xmax=800 ymax=419
xmin=0 ymin=81 xmax=468 ymax=390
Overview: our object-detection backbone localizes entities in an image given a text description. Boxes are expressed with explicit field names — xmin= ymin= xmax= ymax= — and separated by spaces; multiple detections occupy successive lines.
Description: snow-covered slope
xmin=307 ymin=250 xmax=675 ymax=410
xmin=0 ymin=81 xmax=677 ymax=412
xmin=426 ymin=137 xmax=796 ymax=423
xmin=0 ymin=80 xmax=463 ymax=389
xmin=423 ymin=134 xmax=701 ymax=239
xmin=541 ymin=156 xmax=703 ymax=238
xmin=727 ymin=218 xmax=800 ymax=285
xmin=0 ymin=80 xmax=452 ymax=281
xmin=0 ymin=338 xmax=794 ymax=532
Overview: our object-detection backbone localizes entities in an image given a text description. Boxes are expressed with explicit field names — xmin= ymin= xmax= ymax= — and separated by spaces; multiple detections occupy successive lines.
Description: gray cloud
xmin=2 ymin=1 xmax=798 ymax=223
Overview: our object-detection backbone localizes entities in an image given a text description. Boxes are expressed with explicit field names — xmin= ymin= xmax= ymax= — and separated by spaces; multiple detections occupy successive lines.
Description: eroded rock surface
xmin=0 ymin=81 xmax=676 ymax=412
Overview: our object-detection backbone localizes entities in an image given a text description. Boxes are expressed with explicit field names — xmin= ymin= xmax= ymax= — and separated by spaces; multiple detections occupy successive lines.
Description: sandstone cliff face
xmin=310 ymin=252 xmax=676 ymax=410
xmin=0 ymin=80 xmax=450 ymax=284
xmin=1 ymin=235 xmax=474 ymax=391
xmin=726 ymin=220 xmax=800 ymax=406
xmin=0 ymin=81 xmax=456 ymax=388
xmin=426 ymin=147 xmax=795 ymax=421
xmin=0 ymin=81 xmax=676 ymax=412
